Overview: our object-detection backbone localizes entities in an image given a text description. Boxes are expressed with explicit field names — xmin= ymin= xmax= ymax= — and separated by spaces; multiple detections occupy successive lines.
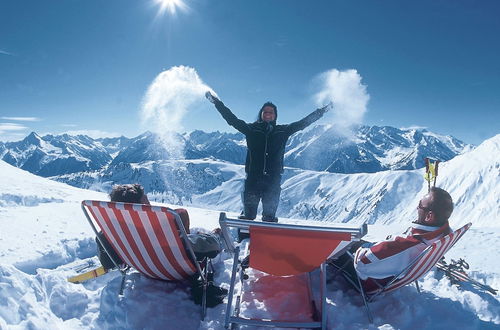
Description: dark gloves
xmin=319 ymin=101 xmax=333 ymax=113
xmin=205 ymin=91 xmax=220 ymax=104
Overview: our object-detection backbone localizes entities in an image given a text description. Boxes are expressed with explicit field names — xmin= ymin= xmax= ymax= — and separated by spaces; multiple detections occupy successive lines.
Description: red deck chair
xmin=219 ymin=212 xmax=367 ymax=329
xmin=81 ymin=200 xmax=210 ymax=318
xmin=344 ymin=222 xmax=472 ymax=323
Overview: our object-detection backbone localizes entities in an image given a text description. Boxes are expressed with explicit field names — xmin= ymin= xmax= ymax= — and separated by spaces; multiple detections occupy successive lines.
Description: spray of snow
xmin=140 ymin=65 xmax=215 ymax=158
xmin=313 ymin=69 xmax=369 ymax=136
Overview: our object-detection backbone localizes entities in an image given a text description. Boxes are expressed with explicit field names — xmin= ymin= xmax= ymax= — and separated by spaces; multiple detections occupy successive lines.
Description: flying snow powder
xmin=314 ymin=69 xmax=369 ymax=134
xmin=140 ymin=65 xmax=215 ymax=158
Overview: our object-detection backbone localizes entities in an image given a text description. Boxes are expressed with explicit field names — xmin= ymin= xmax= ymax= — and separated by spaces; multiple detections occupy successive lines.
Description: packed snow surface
xmin=1 ymin=136 xmax=499 ymax=329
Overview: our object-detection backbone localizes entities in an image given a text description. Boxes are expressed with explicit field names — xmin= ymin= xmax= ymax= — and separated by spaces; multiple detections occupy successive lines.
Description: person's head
xmin=416 ymin=187 xmax=453 ymax=227
xmin=258 ymin=102 xmax=277 ymax=123
xmin=109 ymin=183 xmax=149 ymax=204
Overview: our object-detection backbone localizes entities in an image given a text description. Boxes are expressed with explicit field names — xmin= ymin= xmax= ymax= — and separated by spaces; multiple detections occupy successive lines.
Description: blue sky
xmin=1 ymin=0 xmax=499 ymax=145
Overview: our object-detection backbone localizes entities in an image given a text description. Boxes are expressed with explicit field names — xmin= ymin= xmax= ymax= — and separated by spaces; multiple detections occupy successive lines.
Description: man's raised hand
xmin=205 ymin=91 xmax=220 ymax=104
xmin=320 ymin=101 xmax=333 ymax=113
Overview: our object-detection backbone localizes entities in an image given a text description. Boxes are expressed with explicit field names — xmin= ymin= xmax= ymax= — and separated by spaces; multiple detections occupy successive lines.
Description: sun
xmin=154 ymin=0 xmax=189 ymax=16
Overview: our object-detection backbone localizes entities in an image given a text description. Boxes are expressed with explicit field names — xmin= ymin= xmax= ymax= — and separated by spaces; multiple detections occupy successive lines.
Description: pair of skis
xmin=67 ymin=260 xmax=109 ymax=284
xmin=422 ymin=160 xmax=496 ymax=295
xmin=436 ymin=257 xmax=497 ymax=295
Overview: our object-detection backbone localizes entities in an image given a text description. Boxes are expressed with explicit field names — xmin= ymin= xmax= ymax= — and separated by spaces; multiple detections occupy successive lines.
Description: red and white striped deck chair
xmin=219 ymin=212 xmax=367 ymax=330
xmin=354 ymin=222 xmax=472 ymax=323
xmin=81 ymin=200 xmax=210 ymax=317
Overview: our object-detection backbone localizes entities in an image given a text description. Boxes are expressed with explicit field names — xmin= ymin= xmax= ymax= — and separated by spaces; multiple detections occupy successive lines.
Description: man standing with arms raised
xmin=206 ymin=91 xmax=331 ymax=222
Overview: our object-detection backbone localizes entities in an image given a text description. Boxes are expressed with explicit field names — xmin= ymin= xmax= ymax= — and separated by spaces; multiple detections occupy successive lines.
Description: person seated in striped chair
xmin=96 ymin=183 xmax=221 ymax=270
xmin=332 ymin=187 xmax=454 ymax=292
xmin=95 ymin=183 xmax=226 ymax=307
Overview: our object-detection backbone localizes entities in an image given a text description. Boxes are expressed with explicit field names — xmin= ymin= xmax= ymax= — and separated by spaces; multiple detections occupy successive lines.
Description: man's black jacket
xmin=214 ymin=100 xmax=327 ymax=176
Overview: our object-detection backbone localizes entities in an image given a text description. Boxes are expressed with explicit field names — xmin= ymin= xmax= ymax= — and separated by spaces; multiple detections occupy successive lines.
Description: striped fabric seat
xmin=82 ymin=200 xmax=198 ymax=281
xmin=368 ymin=222 xmax=472 ymax=296
xmin=352 ymin=222 xmax=472 ymax=323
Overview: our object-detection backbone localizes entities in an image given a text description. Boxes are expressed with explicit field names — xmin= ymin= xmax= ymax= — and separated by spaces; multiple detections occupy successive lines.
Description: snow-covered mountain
xmin=285 ymin=125 xmax=469 ymax=173
xmin=97 ymin=135 xmax=134 ymax=157
xmin=0 ymin=132 xmax=111 ymax=177
xmin=1 ymin=125 xmax=470 ymax=185
xmin=184 ymin=130 xmax=247 ymax=164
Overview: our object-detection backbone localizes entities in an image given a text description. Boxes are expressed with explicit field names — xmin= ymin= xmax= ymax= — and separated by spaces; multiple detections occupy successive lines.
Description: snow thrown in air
xmin=313 ymin=68 xmax=370 ymax=136
xmin=140 ymin=65 xmax=216 ymax=159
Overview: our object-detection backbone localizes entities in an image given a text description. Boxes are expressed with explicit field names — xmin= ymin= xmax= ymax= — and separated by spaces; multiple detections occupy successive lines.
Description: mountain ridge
xmin=1 ymin=124 xmax=471 ymax=180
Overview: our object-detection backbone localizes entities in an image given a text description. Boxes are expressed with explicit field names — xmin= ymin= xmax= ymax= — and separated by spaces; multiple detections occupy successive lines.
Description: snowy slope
xmin=192 ymin=134 xmax=499 ymax=229
xmin=437 ymin=134 xmax=500 ymax=227
xmin=47 ymin=133 xmax=498 ymax=232
xmin=0 ymin=160 xmax=106 ymax=268
xmin=0 ymin=135 xmax=499 ymax=329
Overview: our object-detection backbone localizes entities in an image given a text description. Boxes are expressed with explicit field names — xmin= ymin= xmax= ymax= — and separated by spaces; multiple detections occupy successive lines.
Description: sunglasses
xmin=417 ymin=201 xmax=432 ymax=212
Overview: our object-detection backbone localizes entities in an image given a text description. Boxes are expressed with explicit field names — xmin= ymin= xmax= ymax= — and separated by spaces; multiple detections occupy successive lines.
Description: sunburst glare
xmin=154 ymin=0 xmax=189 ymax=16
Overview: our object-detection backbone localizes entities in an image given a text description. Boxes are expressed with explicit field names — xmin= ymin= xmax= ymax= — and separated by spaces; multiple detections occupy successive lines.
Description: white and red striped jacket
xmin=354 ymin=222 xmax=451 ymax=288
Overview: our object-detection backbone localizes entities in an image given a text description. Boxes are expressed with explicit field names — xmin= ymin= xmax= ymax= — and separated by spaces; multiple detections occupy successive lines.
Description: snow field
xmin=1 ymin=135 xmax=499 ymax=329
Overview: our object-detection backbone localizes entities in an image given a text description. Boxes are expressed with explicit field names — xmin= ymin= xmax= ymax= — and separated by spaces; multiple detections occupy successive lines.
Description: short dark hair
xmin=429 ymin=187 xmax=454 ymax=225
xmin=109 ymin=184 xmax=145 ymax=203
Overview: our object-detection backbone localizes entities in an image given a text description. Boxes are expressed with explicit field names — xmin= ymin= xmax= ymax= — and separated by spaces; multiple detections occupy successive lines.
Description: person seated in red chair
xmin=332 ymin=187 xmax=454 ymax=292
xmin=96 ymin=184 xmax=221 ymax=270
xmin=96 ymin=183 xmax=226 ymax=306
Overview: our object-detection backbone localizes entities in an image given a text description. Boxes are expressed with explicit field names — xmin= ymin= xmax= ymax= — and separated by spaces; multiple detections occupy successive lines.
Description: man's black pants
xmin=241 ymin=173 xmax=281 ymax=221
